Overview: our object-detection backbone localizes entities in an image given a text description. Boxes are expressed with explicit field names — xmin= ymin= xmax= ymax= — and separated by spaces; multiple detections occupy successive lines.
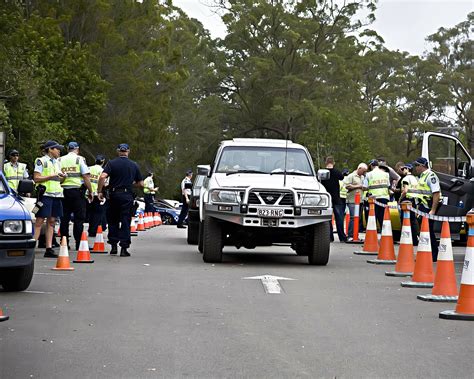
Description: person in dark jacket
xmin=322 ymin=156 xmax=347 ymax=242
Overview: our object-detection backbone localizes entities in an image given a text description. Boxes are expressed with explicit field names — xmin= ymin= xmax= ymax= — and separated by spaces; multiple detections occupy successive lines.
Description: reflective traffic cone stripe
xmin=130 ymin=217 xmax=138 ymax=235
xmin=156 ymin=212 xmax=162 ymax=226
xmin=368 ymin=207 xmax=396 ymax=264
xmin=137 ymin=214 xmax=145 ymax=231
xmin=73 ymin=231 xmax=94 ymax=263
xmin=91 ymin=225 xmax=107 ymax=254
xmin=354 ymin=198 xmax=378 ymax=255
xmin=440 ymin=211 xmax=474 ymax=320
xmin=0 ymin=307 xmax=9 ymax=322
xmin=386 ymin=203 xmax=415 ymax=277
xmin=401 ymin=216 xmax=433 ymax=288
xmin=52 ymin=236 xmax=75 ymax=271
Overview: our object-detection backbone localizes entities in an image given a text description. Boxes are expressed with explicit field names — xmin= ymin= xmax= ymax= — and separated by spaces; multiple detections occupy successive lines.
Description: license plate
xmin=258 ymin=208 xmax=284 ymax=218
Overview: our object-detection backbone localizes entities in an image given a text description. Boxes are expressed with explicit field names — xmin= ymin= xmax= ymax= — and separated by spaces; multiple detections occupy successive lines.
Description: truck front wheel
xmin=0 ymin=260 xmax=35 ymax=292
xmin=202 ymin=217 xmax=223 ymax=263
xmin=308 ymin=222 xmax=330 ymax=265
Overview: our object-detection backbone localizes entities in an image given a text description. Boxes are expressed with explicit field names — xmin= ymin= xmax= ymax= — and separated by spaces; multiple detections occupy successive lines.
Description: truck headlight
xmin=210 ymin=190 xmax=241 ymax=204
xmin=299 ymin=193 xmax=329 ymax=207
xmin=3 ymin=220 xmax=24 ymax=234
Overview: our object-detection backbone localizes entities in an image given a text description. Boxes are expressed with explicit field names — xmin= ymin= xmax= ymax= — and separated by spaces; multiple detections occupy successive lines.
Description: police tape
xmin=371 ymin=198 xmax=467 ymax=222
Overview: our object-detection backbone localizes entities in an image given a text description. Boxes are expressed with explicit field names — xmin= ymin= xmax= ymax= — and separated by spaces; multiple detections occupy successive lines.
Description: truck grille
xmin=240 ymin=191 xmax=294 ymax=205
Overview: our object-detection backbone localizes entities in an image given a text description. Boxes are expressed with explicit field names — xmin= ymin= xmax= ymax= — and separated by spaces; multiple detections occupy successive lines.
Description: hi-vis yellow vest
xmin=60 ymin=153 xmax=85 ymax=189
xmin=367 ymin=169 xmax=390 ymax=199
xmin=409 ymin=170 xmax=442 ymax=207
xmin=88 ymin=164 xmax=103 ymax=194
xmin=35 ymin=156 xmax=63 ymax=197
xmin=339 ymin=180 xmax=347 ymax=199
xmin=3 ymin=162 xmax=26 ymax=190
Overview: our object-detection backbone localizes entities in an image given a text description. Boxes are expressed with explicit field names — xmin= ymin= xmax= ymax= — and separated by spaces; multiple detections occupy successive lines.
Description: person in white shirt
xmin=177 ymin=169 xmax=193 ymax=229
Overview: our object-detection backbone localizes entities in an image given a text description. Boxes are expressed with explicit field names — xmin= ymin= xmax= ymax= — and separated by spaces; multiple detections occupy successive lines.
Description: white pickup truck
xmin=196 ymin=138 xmax=333 ymax=265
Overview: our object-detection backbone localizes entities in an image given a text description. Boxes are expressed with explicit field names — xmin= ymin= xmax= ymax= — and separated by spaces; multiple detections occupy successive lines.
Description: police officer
xmin=59 ymin=142 xmax=93 ymax=250
xmin=399 ymin=163 xmax=419 ymax=246
xmin=97 ymin=144 xmax=143 ymax=256
xmin=177 ymin=169 xmax=193 ymax=229
xmin=3 ymin=149 xmax=29 ymax=191
xmin=33 ymin=141 xmax=66 ymax=258
xmin=87 ymin=154 xmax=107 ymax=237
xmin=363 ymin=159 xmax=390 ymax=230
xmin=409 ymin=157 xmax=441 ymax=261
xmin=143 ymin=172 xmax=158 ymax=213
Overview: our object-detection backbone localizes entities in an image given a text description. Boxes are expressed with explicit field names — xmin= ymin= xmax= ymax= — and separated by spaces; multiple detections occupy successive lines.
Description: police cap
xmin=186 ymin=169 xmax=193 ymax=175
xmin=117 ymin=143 xmax=130 ymax=152
xmin=8 ymin=149 xmax=19 ymax=157
xmin=412 ymin=157 xmax=429 ymax=167
xmin=43 ymin=140 xmax=64 ymax=150
xmin=68 ymin=141 xmax=80 ymax=150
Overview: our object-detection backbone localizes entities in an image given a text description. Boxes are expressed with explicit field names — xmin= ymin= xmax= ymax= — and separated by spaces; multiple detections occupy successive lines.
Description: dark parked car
xmin=187 ymin=173 xmax=207 ymax=244
xmin=0 ymin=175 xmax=36 ymax=291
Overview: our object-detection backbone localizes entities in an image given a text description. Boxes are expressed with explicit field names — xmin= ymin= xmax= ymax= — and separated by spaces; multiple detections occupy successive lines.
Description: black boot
xmin=120 ymin=247 xmax=130 ymax=257
xmin=44 ymin=248 xmax=58 ymax=258
xmin=110 ymin=245 xmax=118 ymax=255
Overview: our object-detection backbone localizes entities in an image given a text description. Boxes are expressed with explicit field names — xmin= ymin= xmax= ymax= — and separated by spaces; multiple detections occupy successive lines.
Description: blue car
xmin=0 ymin=173 xmax=36 ymax=291
xmin=152 ymin=199 xmax=183 ymax=225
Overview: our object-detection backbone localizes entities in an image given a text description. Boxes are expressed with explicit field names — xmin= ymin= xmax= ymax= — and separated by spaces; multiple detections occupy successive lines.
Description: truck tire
xmin=1 ymin=260 xmax=34 ymax=292
xmin=202 ymin=217 xmax=223 ymax=263
xmin=187 ymin=220 xmax=199 ymax=245
xmin=198 ymin=221 xmax=204 ymax=253
xmin=308 ymin=222 xmax=330 ymax=265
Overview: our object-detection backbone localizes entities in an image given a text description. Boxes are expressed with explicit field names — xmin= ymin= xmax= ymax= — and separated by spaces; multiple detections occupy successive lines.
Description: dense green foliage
xmin=0 ymin=1 xmax=471 ymax=197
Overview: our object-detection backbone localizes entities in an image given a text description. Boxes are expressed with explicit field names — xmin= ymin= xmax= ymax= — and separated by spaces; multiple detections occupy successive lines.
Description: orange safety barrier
xmin=440 ymin=211 xmax=474 ymax=321
xmin=52 ymin=236 xmax=75 ymax=271
xmin=354 ymin=197 xmax=378 ymax=255
xmin=386 ymin=202 xmax=415 ymax=277
xmin=73 ymin=231 xmax=94 ymax=264
xmin=401 ymin=216 xmax=434 ymax=288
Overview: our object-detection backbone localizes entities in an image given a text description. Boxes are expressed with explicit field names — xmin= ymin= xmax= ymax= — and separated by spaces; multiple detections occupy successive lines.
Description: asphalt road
xmin=1 ymin=226 xmax=472 ymax=378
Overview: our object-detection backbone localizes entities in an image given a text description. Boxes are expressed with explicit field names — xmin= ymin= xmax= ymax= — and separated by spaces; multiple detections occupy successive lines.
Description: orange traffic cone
xmin=137 ymin=213 xmax=145 ymax=231
xmin=386 ymin=202 xmax=415 ymax=277
xmin=130 ymin=216 xmax=138 ymax=236
xmin=52 ymin=236 xmax=75 ymax=271
xmin=145 ymin=212 xmax=150 ymax=229
xmin=368 ymin=206 xmax=396 ymax=264
xmin=91 ymin=225 xmax=107 ymax=254
xmin=401 ymin=216 xmax=434 ymax=288
xmin=153 ymin=212 xmax=159 ymax=227
xmin=354 ymin=197 xmax=378 ymax=255
xmin=156 ymin=212 xmax=162 ymax=226
xmin=440 ymin=211 xmax=474 ymax=320
xmin=345 ymin=208 xmax=350 ymax=235
xmin=418 ymin=221 xmax=458 ymax=302
xmin=73 ymin=231 xmax=94 ymax=263
xmin=0 ymin=307 xmax=9 ymax=322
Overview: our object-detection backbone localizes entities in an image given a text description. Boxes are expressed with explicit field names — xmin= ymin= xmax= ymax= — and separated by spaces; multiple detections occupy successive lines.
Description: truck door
xmin=422 ymin=132 xmax=474 ymax=237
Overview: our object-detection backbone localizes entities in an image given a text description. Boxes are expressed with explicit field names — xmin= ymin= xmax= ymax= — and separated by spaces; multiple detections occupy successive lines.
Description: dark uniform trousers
xmin=144 ymin=193 xmax=155 ymax=213
xmin=177 ymin=195 xmax=189 ymax=226
xmin=374 ymin=198 xmax=388 ymax=231
xmin=60 ymin=188 xmax=87 ymax=248
xmin=88 ymin=197 xmax=107 ymax=237
xmin=106 ymin=191 xmax=133 ymax=248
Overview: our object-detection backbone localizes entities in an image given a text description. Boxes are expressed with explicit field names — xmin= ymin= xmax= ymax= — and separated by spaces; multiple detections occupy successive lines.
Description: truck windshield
xmin=216 ymin=146 xmax=314 ymax=175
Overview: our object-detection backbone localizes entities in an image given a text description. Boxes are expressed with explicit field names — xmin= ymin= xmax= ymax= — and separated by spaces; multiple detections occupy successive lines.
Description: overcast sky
xmin=172 ymin=0 xmax=472 ymax=56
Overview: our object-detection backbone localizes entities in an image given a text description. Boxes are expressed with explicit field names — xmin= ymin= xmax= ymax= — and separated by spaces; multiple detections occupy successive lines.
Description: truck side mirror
xmin=457 ymin=162 xmax=469 ymax=178
xmin=17 ymin=179 xmax=34 ymax=194
xmin=317 ymin=169 xmax=330 ymax=181
xmin=197 ymin=164 xmax=211 ymax=177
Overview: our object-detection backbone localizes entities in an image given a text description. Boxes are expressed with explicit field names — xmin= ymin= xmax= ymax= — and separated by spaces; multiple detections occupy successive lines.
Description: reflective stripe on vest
xmin=36 ymin=156 xmax=63 ymax=197
xmin=367 ymin=170 xmax=390 ymax=199
xmin=88 ymin=165 xmax=103 ymax=194
xmin=412 ymin=170 xmax=442 ymax=207
xmin=60 ymin=153 xmax=83 ymax=188
xmin=3 ymin=162 xmax=26 ymax=190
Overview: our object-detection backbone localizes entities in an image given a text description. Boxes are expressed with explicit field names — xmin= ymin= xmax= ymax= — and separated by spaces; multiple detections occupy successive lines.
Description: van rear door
xmin=422 ymin=132 xmax=474 ymax=237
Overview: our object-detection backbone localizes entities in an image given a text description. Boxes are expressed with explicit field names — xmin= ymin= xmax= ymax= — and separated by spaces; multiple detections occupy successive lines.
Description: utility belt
xmin=110 ymin=187 xmax=132 ymax=193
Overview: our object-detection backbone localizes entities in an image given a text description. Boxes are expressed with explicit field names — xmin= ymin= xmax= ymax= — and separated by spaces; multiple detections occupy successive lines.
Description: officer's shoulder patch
xmin=431 ymin=177 xmax=437 ymax=184
xmin=36 ymin=158 xmax=42 ymax=166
